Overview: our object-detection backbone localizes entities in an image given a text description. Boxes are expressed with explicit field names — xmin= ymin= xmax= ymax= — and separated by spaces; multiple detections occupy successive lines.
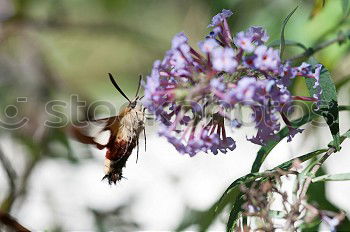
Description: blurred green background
xmin=0 ymin=0 xmax=350 ymax=231
xmin=3 ymin=0 xmax=349 ymax=98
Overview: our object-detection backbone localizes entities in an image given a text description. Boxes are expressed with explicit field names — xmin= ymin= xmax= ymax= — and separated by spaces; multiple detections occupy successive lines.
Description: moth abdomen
xmin=103 ymin=154 xmax=130 ymax=184
xmin=103 ymin=138 xmax=139 ymax=184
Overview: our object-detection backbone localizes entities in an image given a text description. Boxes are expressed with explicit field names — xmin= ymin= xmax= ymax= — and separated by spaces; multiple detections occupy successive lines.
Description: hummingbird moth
xmin=71 ymin=73 xmax=145 ymax=184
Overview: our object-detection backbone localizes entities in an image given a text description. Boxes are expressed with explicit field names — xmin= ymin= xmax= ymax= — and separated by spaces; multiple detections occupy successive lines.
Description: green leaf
xmin=305 ymin=57 xmax=340 ymax=150
xmin=299 ymin=153 xmax=323 ymax=180
xmin=329 ymin=127 xmax=350 ymax=147
xmin=301 ymin=218 xmax=322 ymax=231
xmin=275 ymin=148 xmax=327 ymax=170
xmin=342 ymin=128 xmax=350 ymax=139
xmin=312 ymin=172 xmax=350 ymax=182
xmin=280 ymin=6 xmax=298 ymax=60
xmin=214 ymin=173 xmax=264 ymax=212
xmin=226 ymin=197 xmax=244 ymax=232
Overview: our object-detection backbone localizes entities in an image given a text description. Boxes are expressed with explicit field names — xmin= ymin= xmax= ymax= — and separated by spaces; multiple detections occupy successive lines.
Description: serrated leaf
xmin=305 ymin=57 xmax=340 ymax=150
xmin=280 ymin=6 xmax=298 ymax=60
xmin=312 ymin=172 xmax=350 ymax=182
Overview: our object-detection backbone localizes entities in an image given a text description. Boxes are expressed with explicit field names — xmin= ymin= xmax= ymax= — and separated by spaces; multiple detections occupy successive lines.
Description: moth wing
xmin=70 ymin=116 xmax=120 ymax=149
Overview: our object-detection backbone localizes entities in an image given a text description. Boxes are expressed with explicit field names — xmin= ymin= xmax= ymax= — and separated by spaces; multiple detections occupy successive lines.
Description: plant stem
xmin=313 ymin=15 xmax=348 ymax=46
xmin=289 ymin=32 xmax=349 ymax=61
xmin=299 ymin=147 xmax=336 ymax=200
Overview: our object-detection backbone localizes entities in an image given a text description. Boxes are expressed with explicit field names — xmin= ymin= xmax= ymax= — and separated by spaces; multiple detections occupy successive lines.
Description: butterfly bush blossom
xmin=142 ymin=9 xmax=322 ymax=156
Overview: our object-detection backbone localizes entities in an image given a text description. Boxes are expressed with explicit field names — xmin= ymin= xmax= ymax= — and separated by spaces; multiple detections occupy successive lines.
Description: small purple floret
xmin=211 ymin=47 xmax=237 ymax=73
xmin=208 ymin=9 xmax=233 ymax=28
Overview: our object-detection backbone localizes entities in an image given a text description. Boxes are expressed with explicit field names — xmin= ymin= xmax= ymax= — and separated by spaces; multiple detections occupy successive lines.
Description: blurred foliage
xmin=89 ymin=198 xmax=140 ymax=232
xmin=0 ymin=0 xmax=349 ymax=231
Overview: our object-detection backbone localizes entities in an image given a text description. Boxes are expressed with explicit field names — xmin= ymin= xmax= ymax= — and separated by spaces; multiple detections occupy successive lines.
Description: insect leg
xmin=143 ymin=126 xmax=147 ymax=152
xmin=136 ymin=136 xmax=139 ymax=163
xmin=142 ymin=107 xmax=147 ymax=152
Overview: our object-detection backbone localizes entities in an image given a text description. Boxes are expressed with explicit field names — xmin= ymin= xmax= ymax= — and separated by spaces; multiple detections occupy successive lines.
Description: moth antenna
xmin=135 ymin=75 xmax=142 ymax=97
xmin=108 ymin=73 xmax=131 ymax=103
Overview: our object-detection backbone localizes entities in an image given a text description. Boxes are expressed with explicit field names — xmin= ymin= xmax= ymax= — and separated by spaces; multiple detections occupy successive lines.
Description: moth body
xmin=103 ymin=104 xmax=144 ymax=184
xmin=71 ymin=73 xmax=145 ymax=185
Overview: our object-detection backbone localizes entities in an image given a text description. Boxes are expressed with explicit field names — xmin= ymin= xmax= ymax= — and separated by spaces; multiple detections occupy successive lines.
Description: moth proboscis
xmin=71 ymin=73 xmax=145 ymax=184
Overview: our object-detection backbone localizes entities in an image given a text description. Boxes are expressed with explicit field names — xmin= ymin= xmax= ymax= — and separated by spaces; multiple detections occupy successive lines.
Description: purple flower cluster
xmin=142 ymin=9 xmax=323 ymax=156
